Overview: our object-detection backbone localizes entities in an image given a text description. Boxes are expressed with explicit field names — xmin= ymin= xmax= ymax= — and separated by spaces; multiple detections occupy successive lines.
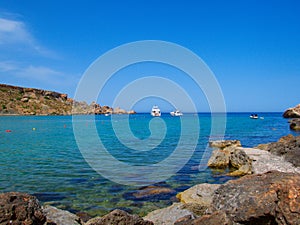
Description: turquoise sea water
xmin=0 ymin=113 xmax=297 ymax=216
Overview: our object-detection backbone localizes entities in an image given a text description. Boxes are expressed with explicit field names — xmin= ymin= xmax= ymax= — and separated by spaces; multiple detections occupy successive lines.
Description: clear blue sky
xmin=0 ymin=0 xmax=299 ymax=112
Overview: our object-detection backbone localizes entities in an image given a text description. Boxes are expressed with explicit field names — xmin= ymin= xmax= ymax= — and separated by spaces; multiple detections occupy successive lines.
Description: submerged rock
xmin=212 ymin=171 xmax=300 ymax=225
xmin=0 ymin=192 xmax=46 ymax=225
xmin=123 ymin=185 xmax=176 ymax=201
xmin=85 ymin=209 xmax=153 ymax=225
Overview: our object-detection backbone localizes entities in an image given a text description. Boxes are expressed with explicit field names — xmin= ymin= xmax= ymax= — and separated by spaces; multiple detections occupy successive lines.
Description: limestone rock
xmin=228 ymin=148 xmax=252 ymax=176
xmin=207 ymin=149 xmax=230 ymax=168
xmin=144 ymin=203 xmax=193 ymax=225
xmin=283 ymin=104 xmax=300 ymax=118
xmin=43 ymin=205 xmax=82 ymax=225
xmin=212 ymin=171 xmax=300 ymax=225
xmin=209 ymin=140 xmax=241 ymax=149
xmin=0 ymin=192 xmax=46 ymax=225
xmin=254 ymin=134 xmax=300 ymax=167
xmin=85 ymin=209 xmax=153 ymax=225
xmin=242 ymin=147 xmax=300 ymax=174
xmin=177 ymin=183 xmax=219 ymax=206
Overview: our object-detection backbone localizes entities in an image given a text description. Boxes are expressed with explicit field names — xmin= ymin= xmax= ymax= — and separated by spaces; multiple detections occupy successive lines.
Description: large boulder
xmin=176 ymin=183 xmax=220 ymax=215
xmin=212 ymin=171 xmax=300 ymax=225
xmin=85 ymin=209 xmax=153 ymax=225
xmin=144 ymin=203 xmax=193 ymax=225
xmin=43 ymin=205 xmax=82 ymax=225
xmin=283 ymin=104 xmax=300 ymax=118
xmin=0 ymin=192 xmax=46 ymax=225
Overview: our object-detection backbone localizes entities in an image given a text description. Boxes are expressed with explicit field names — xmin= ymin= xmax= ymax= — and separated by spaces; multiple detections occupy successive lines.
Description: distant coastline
xmin=0 ymin=83 xmax=135 ymax=116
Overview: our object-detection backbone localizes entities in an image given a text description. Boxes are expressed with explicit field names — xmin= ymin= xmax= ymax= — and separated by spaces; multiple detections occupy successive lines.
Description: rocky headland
xmin=283 ymin=104 xmax=300 ymax=131
xmin=0 ymin=84 xmax=135 ymax=115
xmin=1 ymin=135 xmax=300 ymax=225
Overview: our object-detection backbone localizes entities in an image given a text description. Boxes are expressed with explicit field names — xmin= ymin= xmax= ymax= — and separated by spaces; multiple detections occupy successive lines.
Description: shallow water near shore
xmin=0 ymin=113 xmax=296 ymax=216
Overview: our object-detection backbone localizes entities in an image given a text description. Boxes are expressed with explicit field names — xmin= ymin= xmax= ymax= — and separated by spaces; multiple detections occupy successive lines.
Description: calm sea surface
xmin=0 ymin=113 xmax=296 ymax=216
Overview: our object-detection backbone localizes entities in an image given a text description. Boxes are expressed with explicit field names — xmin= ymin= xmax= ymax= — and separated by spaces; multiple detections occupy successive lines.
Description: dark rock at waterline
xmin=76 ymin=211 xmax=93 ymax=223
xmin=85 ymin=209 xmax=153 ymax=225
xmin=290 ymin=118 xmax=300 ymax=131
xmin=212 ymin=171 xmax=300 ymax=225
xmin=0 ymin=192 xmax=46 ymax=225
xmin=123 ymin=185 xmax=176 ymax=201
xmin=256 ymin=134 xmax=300 ymax=167
xmin=283 ymin=104 xmax=300 ymax=118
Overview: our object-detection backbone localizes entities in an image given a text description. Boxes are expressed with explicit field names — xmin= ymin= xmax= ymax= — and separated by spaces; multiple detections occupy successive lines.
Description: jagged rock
xmin=0 ymin=192 xmax=46 ymax=225
xmin=228 ymin=148 xmax=252 ymax=176
xmin=289 ymin=118 xmax=300 ymax=131
xmin=144 ymin=203 xmax=193 ymax=225
xmin=85 ymin=209 xmax=153 ymax=225
xmin=43 ymin=205 xmax=82 ymax=225
xmin=283 ymin=104 xmax=300 ymax=118
xmin=208 ymin=140 xmax=251 ymax=176
xmin=207 ymin=149 xmax=230 ymax=168
xmin=212 ymin=171 xmax=300 ymax=225
xmin=255 ymin=134 xmax=300 ymax=167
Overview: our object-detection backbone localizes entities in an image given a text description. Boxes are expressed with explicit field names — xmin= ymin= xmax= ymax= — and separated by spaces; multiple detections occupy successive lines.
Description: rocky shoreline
xmin=0 ymin=83 xmax=135 ymax=115
xmin=1 ymin=134 xmax=299 ymax=225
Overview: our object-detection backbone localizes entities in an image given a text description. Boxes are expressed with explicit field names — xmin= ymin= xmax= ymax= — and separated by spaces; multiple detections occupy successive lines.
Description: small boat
xmin=151 ymin=106 xmax=161 ymax=117
xmin=170 ymin=109 xmax=183 ymax=116
xmin=250 ymin=114 xmax=258 ymax=119
xmin=105 ymin=113 xmax=111 ymax=116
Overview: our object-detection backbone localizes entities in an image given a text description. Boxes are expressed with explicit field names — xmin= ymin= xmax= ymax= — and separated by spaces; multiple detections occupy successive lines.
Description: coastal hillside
xmin=0 ymin=84 xmax=135 ymax=115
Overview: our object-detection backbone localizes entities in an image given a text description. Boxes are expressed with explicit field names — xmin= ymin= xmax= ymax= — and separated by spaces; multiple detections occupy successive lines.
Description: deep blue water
xmin=0 ymin=113 xmax=296 ymax=216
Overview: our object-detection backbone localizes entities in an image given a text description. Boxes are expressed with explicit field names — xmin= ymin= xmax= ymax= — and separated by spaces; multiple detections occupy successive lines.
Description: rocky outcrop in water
xmin=283 ymin=104 xmax=300 ymax=118
xmin=0 ymin=83 xmax=136 ymax=115
xmin=289 ymin=118 xmax=300 ymax=131
xmin=207 ymin=140 xmax=252 ymax=176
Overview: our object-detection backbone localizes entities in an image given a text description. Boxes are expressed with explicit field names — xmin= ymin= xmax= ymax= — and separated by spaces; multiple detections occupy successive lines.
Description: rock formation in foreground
xmin=0 ymin=83 xmax=135 ymax=115
xmin=256 ymin=134 xmax=300 ymax=167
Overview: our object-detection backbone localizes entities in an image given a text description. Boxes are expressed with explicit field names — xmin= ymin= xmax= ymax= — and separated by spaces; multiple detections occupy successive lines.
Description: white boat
xmin=250 ymin=114 xmax=258 ymax=119
xmin=170 ymin=109 xmax=183 ymax=116
xmin=151 ymin=106 xmax=161 ymax=117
